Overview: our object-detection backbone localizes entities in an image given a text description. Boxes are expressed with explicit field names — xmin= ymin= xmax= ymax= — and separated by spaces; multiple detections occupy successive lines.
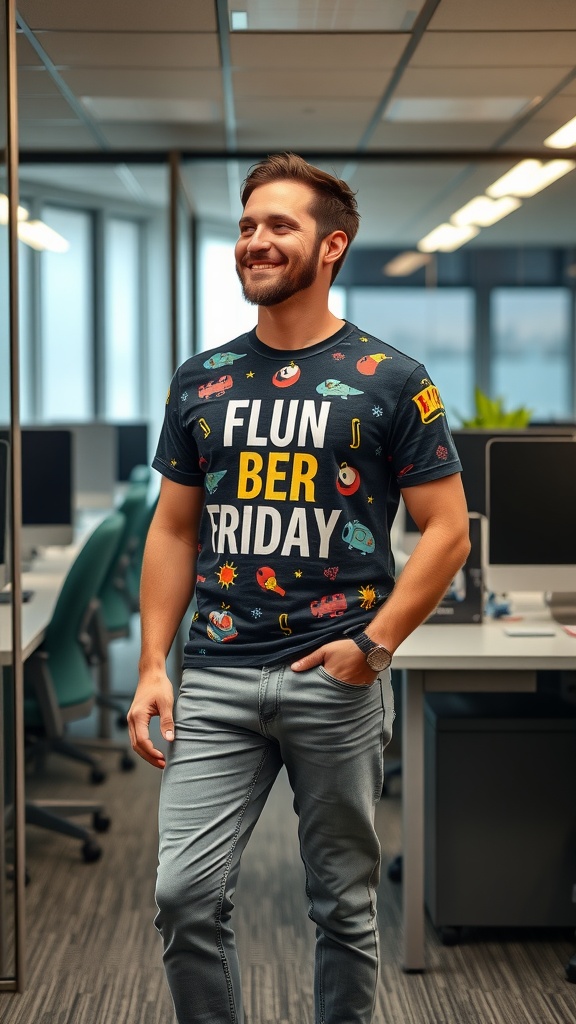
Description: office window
xmin=491 ymin=288 xmax=572 ymax=421
xmin=40 ymin=205 xmax=92 ymax=420
xmin=348 ymin=287 xmax=475 ymax=422
xmin=18 ymin=239 xmax=33 ymax=421
xmin=198 ymin=236 xmax=256 ymax=352
xmin=104 ymin=218 xmax=141 ymax=419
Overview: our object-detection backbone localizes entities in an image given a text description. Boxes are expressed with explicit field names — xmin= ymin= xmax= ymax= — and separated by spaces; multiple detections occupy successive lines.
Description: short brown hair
xmin=240 ymin=152 xmax=359 ymax=282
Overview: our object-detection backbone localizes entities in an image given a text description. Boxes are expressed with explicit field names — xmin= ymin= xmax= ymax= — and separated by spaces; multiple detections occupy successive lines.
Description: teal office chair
xmin=128 ymin=463 xmax=151 ymax=484
xmin=24 ymin=511 xmax=127 ymax=860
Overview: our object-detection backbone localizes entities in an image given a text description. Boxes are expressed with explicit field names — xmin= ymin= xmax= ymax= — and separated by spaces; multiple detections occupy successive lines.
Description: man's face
xmin=235 ymin=180 xmax=323 ymax=307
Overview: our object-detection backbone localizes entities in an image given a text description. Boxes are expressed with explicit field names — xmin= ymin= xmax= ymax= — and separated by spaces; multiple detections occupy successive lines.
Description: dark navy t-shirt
xmin=153 ymin=321 xmax=462 ymax=667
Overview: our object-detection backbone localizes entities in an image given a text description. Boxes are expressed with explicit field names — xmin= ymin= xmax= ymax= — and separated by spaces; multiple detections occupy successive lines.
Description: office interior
xmin=2 ymin=0 xmax=576 ymax=1019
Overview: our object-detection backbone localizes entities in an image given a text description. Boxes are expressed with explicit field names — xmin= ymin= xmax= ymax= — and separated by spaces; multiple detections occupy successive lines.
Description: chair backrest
xmin=98 ymin=483 xmax=149 ymax=631
xmin=44 ymin=512 xmax=126 ymax=654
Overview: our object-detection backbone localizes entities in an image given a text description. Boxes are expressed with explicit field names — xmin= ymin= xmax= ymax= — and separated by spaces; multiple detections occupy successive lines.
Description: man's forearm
xmin=367 ymin=522 xmax=471 ymax=652
xmin=138 ymin=523 xmax=197 ymax=671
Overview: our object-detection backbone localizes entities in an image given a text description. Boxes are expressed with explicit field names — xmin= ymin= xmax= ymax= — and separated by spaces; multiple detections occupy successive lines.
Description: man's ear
xmin=322 ymin=230 xmax=348 ymax=266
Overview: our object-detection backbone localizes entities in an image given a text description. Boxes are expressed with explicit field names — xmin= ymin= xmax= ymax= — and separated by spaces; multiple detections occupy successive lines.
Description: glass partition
xmin=0 ymin=0 xmax=24 ymax=991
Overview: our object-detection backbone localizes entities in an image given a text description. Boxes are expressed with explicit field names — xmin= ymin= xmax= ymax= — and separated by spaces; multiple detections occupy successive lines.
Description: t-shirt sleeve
xmin=151 ymin=368 xmax=204 ymax=486
xmin=388 ymin=365 xmax=462 ymax=487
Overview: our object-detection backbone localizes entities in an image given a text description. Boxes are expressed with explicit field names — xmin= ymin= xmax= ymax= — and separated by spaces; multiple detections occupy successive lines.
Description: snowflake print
xmin=251 ymin=608 xmax=263 ymax=619
xmin=181 ymin=391 xmax=188 ymax=402
xmin=375 ymin=445 xmax=383 ymax=456
xmin=198 ymin=649 xmax=207 ymax=656
xmin=372 ymin=405 xmax=383 ymax=417
xmin=436 ymin=445 xmax=448 ymax=461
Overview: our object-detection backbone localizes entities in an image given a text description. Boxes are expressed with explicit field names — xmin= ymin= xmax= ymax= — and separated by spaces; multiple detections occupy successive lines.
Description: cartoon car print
xmin=342 ymin=520 xmax=375 ymax=554
xmin=310 ymin=593 xmax=347 ymax=618
xmin=198 ymin=374 xmax=233 ymax=400
xmin=207 ymin=609 xmax=238 ymax=643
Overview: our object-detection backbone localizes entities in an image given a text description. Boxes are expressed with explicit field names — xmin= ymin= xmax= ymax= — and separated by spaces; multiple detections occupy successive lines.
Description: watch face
xmin=366 ymin=647 xmax=392 ymax=671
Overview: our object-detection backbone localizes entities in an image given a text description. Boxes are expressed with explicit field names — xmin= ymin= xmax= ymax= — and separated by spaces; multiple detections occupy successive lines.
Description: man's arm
xmin=292 ymin=473 xmax=471 ymax=684
xmin=127 ymin=477 xmax=204 ymax=768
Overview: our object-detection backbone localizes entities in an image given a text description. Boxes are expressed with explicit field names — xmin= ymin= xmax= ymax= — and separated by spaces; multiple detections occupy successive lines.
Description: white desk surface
xmin=0 ymin=546 xmax=81 ymax=666
xmin=394 ymin=616 xmax=576 ymax=672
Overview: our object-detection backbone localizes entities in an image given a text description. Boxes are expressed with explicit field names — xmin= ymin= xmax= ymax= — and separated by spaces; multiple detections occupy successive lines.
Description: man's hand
xmin=292 ymin=638 xmax=377 ymax=686
xmin=127 ymin=671 xmax=175 ymax=769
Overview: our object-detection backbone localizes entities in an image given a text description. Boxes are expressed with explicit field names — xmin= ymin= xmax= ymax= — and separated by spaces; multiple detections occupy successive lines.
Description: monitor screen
xmin=0 ymin=439 xmax=9 ymax=589
xmin=0 ymin=428 xmax=74 ymax=557
xmin=402 ymin=426 xmax=576 ymax=536
xmin=486 ymin=437 xmax=576 ymax=593
xmin=115 ymin=423 xmax=149 ymax=481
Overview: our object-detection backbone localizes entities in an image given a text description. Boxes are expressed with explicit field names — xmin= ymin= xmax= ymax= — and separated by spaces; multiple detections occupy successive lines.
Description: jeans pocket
xmin=316 ymin=664 xmax=377 ymax=692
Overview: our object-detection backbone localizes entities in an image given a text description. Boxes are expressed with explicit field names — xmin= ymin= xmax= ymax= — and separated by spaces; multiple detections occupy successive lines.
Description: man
xmin=128 ymin=153 xmax=470 ymax=1024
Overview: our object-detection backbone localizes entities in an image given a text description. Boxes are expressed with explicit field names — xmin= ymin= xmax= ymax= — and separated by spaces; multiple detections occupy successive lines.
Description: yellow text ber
xmin=237 ymin=451 xmax=318 ymax=502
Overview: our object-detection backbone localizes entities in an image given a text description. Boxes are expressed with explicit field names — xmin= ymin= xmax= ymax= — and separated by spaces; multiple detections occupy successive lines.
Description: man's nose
xmin=247 ymin=226 xmax=271 ymax=251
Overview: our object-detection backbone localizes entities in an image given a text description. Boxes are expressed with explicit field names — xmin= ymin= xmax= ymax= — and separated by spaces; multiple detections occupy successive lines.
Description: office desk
xmin=393 ymin=614 xmax=576 ymax=972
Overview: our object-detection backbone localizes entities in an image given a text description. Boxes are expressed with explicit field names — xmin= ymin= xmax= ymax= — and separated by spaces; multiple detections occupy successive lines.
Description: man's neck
xmin=255 ymin=298 xmax=345 ymax=351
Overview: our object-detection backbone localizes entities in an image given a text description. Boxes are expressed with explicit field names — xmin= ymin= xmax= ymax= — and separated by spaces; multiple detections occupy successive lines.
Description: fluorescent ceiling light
xmin=487 ymin=159 xmax=576 ymax=198
xmin=385 ymin=97 xmax=531 ymax=123
xmin=17 ymin=220 xmax=69 ymax=253
xmin=226 ymin=0 xmax=424 ymax=31
xmin=544 ymin=115 xmax=576 ymax=149
xmin=451 ymin=194 xmax=522 ymax=228
xmin=230 ymin=10 xmax=248 ymax=30
xmin=81 ymin=97 xmax=218 ymax=124
xmin=417 ymin=223 xmax=479 ymax=253
xmin=383 ymin=252 xmax=431 ymax=277
xmin=0 ymin=194 xmax=29 ymax=225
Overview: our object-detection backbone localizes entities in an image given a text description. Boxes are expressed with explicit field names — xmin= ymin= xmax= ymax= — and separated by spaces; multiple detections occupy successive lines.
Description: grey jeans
xmin=154 ymin=662 xmax=395 ymax=1024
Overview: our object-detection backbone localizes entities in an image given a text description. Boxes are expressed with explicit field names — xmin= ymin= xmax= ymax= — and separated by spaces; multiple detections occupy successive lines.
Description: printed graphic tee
xmin=153 ymin=321 xmax=462 ymax=667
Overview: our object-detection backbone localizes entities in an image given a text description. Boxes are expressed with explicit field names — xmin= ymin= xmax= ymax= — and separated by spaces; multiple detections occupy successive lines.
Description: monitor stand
xmin=545 ymin=592 xmax=576 ymax=625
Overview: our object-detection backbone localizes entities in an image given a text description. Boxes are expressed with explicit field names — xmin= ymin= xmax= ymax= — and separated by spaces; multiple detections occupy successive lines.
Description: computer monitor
xmin=0 ymin=439 xmax=10 ymax=590
xmin=0 ymin=428 xmax=74 ymax=559
xmin=485 ymin=437 xmax=576 ymax=593
xmin=43 ymin=422 xmax=116 ymax=509
xmin=115 ymin=423 xmax=149 ymax=482
xmin=401 ymin=426 xmax=576 ymax=545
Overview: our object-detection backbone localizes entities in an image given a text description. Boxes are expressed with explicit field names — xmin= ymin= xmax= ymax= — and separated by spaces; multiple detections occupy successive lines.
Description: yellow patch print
xmin=412 ymin=385 xmax=445 ymax=424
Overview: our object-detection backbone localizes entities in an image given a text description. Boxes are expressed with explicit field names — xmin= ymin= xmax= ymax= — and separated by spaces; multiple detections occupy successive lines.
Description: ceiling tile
xmin=233 ymin=68 xmax=392 ymax=100
xmin=18 ymin=122 xmax=101 ymax=149
xmin=17 ymin=68 xmax=62 ymax=97
xmin=429 ymin=0 xmax=576 ymax=31
xmin=413 ymin=31 xmax=576 ymax=68
xmin=367 ymin=121 xmax=505 ymax=149
xmin=230 ymin=32 xmax=408 ymax=69
xmin=16 ymin=32 xmax=44 ymax=65
xmin=231 ymin=0 xmax=425 ymax=32
xmin=17 ymin=0 xmax=217 ymax=32
xmin=396 ymin=66 xmax=572 ymax=98
xmin=98 ymin=122 xmax=227 ymax=150
xmin=60 ymin=69 xmax=223 ymax=100
xmin=37 ymin=31 xmax=221 ymax=69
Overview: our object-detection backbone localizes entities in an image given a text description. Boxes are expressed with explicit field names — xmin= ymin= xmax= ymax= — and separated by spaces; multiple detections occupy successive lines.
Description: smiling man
xmin=128 ymin=153 xmax=470 ymax=1024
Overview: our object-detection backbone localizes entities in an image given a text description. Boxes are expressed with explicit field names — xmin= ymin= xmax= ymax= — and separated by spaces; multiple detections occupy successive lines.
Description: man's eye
xmin=240 ymin=226 xmax=254 ymax=235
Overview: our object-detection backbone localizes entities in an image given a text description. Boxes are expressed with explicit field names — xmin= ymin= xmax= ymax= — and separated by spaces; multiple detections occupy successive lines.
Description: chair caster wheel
xmin=82 ymin=839 xmax=102 ymax=863
xmin=90 ymin=767 xmax=106 ymax=785
xmin=387 ymin=854 xmax=402 ymax=883
xmin=93 ymin=811 xmax=111 ymax=833
xmin=565 ymin=956 xmax=576 ymax=983
xmin=439 ymin=926 xmax=461 ymax=946
xmin=120 ymin=753 xmax=136 ymax=771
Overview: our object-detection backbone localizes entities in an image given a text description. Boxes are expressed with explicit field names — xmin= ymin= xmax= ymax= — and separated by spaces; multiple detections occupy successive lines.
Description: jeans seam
xmin=215 ymin=746 xmax=270 ymax=1023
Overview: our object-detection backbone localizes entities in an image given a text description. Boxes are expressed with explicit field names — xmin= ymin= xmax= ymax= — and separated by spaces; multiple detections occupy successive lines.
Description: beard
xmin=236 ymin=237 xmax=322 ymax=307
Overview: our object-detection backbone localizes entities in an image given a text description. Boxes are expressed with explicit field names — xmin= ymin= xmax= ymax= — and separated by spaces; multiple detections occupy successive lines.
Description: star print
xmin=372 ymin=406 xmax=383 ymax=417
xmin=170 ymin=458 xmax=177 ymax=467
xmin=367 ymin=496 xmax=374 ymax=504
xmin=294 ymin=569 xmax=303 ymax=578
xmin=359 ymin=336 xmax=369 ymax=342
xmin=246 ymin=370 xmax=255 ymax=378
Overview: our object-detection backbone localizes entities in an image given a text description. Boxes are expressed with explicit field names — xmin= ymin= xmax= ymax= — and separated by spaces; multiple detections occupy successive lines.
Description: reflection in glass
xmin=104 ymin=218 xmax=141 ymax=418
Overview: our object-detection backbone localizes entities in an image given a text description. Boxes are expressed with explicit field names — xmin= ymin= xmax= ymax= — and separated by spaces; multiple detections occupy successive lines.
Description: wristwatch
xmin=343 ymin=624 xmax=393 ymax=671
